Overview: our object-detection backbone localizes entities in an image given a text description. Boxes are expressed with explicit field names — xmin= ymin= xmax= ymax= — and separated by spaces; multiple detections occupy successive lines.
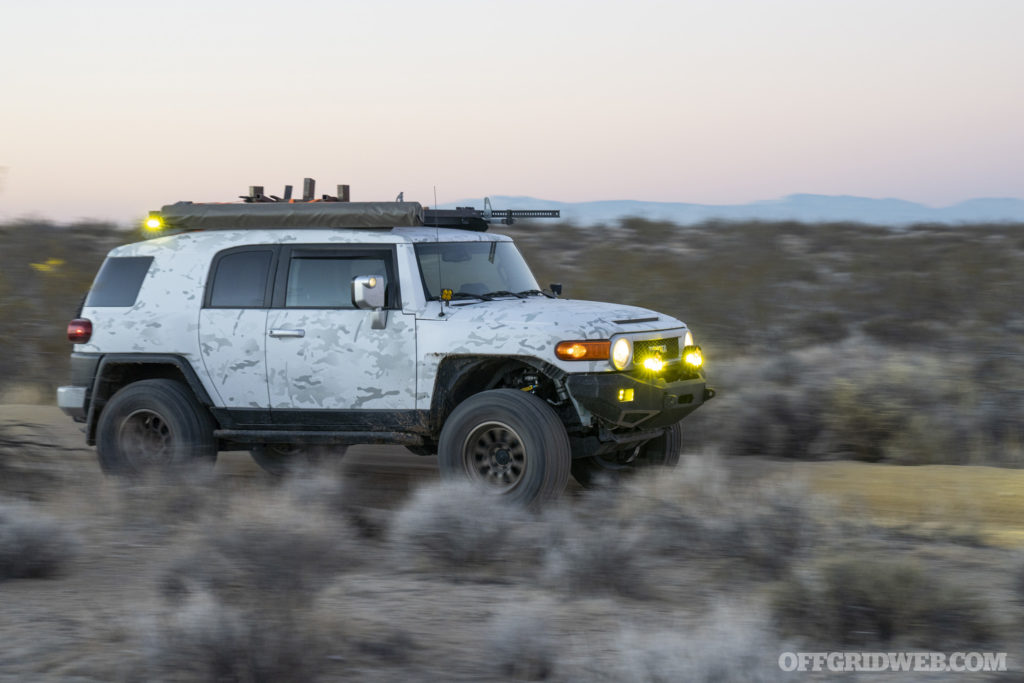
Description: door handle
xmin=269 ymin=329 xmax=305 ymax=338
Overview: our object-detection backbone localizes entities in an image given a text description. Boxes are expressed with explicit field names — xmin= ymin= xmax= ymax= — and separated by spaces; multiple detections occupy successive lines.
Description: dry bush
xmin=621 ymin=457 xmax=818 ymax=578
xmin=147 ymin=480 xmax=363 ymax=680
xmin=487 ymin=601 xmax=558 ymax=680
xmin=541 ymin=504 xmax=648 ymax=598
xmin=597 ymin=605 xmax=780 ymax=683
xmin=389 ymin=481 xmax=540 ymax=570
xmin=774 ymin=556 xmax=994 ymax=647
xmin=160 ymin=484 xmax=359 ymax=608
xmin=0 ymin=498 xmax=79 ymax=579
xmin=146 ymin=590 xmax=331 ymax=682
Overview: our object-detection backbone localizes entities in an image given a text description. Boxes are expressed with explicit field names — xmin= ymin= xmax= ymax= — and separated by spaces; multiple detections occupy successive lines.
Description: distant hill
xmin=441 ymin=194 xmax=1024 ymax=226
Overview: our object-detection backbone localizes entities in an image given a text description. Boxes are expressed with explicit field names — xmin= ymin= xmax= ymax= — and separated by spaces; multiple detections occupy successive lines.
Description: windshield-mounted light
xmin=556 ymin=340 xmax=610 ymax=361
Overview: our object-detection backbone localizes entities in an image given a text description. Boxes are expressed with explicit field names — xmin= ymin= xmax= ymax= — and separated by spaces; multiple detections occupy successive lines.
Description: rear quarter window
xmin=84 ymin=256 xmax=154 ymax=307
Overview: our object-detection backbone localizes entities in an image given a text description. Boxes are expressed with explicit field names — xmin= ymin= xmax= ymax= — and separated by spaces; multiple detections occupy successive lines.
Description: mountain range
xmin=442 ymin=194 xmax=1024 ymax=226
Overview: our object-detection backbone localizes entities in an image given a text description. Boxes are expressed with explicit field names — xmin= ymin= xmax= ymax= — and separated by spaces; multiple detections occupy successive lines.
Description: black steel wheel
xmin=571 ymin=421 xmax=683 ymax=488
xmin=438 ymin=389 xmax=570 ymax=505
xmin=96 ymin=379 xmax=216 ymax=475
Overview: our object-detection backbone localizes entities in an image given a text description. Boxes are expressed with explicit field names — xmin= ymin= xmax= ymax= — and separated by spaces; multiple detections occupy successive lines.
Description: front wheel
xmin=438 ymin=389 xmax=571 ymax=505
xmin=95 ymin=379 xmax=217 ymax=475
xmin=571 ymin=421 xmax=683 ymax=488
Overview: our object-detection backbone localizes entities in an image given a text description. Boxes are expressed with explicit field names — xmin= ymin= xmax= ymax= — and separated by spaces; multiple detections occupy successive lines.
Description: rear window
xmin=85 ymin=256 xmax=153 ymax=307
xmin=207 ymin=250 xmax=274 ymax=308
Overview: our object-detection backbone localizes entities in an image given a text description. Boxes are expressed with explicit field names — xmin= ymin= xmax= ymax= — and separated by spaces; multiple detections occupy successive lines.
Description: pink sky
xmin=1 ymin=0 xmax=1022 ymax=223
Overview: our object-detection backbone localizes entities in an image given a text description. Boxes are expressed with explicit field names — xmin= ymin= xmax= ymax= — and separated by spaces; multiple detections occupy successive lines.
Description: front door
xmin=265 ymin=245 xmax=416 ymax=421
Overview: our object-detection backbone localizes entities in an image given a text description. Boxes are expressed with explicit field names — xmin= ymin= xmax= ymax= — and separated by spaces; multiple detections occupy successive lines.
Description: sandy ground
xmin=2 ymin=404 xmax=1023 ymax=681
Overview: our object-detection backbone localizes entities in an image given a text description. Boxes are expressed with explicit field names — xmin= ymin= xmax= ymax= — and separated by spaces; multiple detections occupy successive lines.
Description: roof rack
xmin=146 ymin=179 xmax=560 ymax=234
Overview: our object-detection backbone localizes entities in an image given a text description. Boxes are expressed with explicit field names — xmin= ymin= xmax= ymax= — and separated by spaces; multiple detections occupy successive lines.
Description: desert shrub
xmin=389 ymin=481 xmax=539 ymax=570
xmin=161 ymin=491 xmax=357 ymax=608
xmin=624 ymin=461 xmax=818 ymax=578
xmin=113 ymin=469 xmax=227 ymax=541
xmin=0 ymin=499 xmax=79 ymax=579
xmin=541 ymin=505 xmax=647 ymax=597
xmin=147 ymin=591 xmax=330 ymax=682
xmin=487 ymin=601 xmax=558 ymax=680
xmin=149 ymin=484 xmax=361 ymax=680
xmin=774 ymin=557 xmax=993 ymax=647
xmin=725 ymin=390 xmax=824 ymax=460
xmin=604 ymin=605 xmax=779 ymax=683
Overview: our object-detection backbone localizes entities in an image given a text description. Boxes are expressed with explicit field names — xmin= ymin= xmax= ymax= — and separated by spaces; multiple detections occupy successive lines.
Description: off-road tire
xmin=571 ymin=421 xmax=683 ymax=488
xmin=249 ymin=444 xmax=348 ymax=476
xmin=438 ymin=389 xmax=571 ymax=505
xmin=96 ymin=379 xmax=216 ymax=475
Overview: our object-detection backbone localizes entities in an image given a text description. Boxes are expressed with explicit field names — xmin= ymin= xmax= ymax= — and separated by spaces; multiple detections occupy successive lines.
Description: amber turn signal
xmin=555 ymin=340 xmax=610 ymax=361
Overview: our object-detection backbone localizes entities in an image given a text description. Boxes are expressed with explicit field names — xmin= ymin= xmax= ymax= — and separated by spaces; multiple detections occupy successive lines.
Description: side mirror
xmin=352 ymin=275 xmax=388 ymax=329
xmin=549 ymin=283 xmax=563 ymax=296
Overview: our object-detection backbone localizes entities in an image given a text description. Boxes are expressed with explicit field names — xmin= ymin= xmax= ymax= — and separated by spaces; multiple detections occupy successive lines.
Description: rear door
xmin=198 ymin=246 xmax=277 ymax=423
xmin=265 ymin=245 xmax=417 ymax=420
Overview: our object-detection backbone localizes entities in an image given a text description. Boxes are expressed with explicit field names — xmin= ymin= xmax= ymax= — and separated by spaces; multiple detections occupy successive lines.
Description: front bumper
xmin=57 ymin=386 xmax=87 ymax=421
xmin=565 ymin=370 xmax=713 ymax=429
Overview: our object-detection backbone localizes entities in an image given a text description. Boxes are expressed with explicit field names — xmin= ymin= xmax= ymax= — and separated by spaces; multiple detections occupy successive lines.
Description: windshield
xmin=415 ymin=241 xmax=540 ymax=300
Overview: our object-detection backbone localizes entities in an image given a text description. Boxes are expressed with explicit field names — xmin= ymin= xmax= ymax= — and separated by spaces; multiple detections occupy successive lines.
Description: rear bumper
xmin=565 ymin=371 xmax=713 ymax=429
xmin=57 ymin=386 xmax=88 ymax=421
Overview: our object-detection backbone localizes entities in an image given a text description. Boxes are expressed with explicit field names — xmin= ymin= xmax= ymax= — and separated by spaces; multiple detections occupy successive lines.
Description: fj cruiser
xmin=58 ymin=181 xmax=712 ymax=504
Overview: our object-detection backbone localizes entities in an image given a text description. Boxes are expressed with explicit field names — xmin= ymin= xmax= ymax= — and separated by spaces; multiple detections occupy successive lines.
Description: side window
xmin=285 ymin=256 xmax=389 ymax=308
xmin=85 ymin=256 xmax=153 ymax=307
xmin=207 ymin=249 xmax=274 ymax=308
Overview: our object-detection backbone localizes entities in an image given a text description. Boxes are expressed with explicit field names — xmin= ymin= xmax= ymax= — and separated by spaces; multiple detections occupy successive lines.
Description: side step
xmin=213 ymin=430 xmax=425 ymax=447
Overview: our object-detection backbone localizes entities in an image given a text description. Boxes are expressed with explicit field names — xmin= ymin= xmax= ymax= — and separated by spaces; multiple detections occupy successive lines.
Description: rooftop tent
xmin=159 ymin=201 xmax=426 ymax=230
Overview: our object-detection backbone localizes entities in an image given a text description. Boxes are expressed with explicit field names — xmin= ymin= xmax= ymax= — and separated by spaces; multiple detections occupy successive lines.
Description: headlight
xmin=683 ymin=345 xmax=703 ymax=368
xmin=611 ymin=337 xmax=632 ymax=370
xmin=684 ymin=329 xmax=694 ymax=348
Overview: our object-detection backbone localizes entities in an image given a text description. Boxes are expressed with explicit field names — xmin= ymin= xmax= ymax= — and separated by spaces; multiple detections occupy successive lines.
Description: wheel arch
xmin=86 ymin=354 xmax=216 ymax=445
xmin=429 ymin=355 xmax=574 ymax=432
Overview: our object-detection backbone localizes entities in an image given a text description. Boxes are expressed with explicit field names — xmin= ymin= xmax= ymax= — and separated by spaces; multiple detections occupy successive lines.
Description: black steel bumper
xmin=565 ymin=371 xmax=713 ymax=429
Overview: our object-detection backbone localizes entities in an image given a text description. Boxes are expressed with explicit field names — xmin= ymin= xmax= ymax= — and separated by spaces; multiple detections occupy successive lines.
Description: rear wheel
xmin=249 ymin=444 xmax=348 ymax=476
xmin=96 ymin=379 xmax=216 ymax=475
xmin=571 ymin=421 xmax=683 ymax=488
xmin=438 ymin=389 xmax=570 ymax=505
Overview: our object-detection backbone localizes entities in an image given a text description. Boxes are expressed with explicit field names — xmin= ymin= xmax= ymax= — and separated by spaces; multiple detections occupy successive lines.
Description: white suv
xmin=58 ymin=189 xmax=711 ymax=504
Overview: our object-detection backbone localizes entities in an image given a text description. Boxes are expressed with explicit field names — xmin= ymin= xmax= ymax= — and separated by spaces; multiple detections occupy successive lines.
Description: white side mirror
xmin=352 ymin=275 xmax=388 ymax=329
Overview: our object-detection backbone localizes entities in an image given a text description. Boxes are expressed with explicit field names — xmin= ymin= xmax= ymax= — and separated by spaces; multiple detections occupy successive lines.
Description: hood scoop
xmin=613 ymin=316 xmax=660 ymax=325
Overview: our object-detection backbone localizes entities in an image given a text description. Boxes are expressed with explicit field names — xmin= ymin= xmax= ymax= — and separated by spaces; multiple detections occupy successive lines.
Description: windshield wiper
xmin=516 ymin=289 xmax=555 ymax=299
xmin=431 ymin=292 xmax=486 ymax=301
xmin=478 ymin=290 xmax=525 ymax=300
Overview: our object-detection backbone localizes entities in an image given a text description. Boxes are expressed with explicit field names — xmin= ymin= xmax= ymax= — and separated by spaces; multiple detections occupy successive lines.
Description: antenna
xmin=433 ymin=185 xmax=445 ymax=317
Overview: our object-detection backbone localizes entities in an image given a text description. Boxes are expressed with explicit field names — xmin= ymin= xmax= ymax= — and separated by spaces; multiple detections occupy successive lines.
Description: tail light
xmin=67 ymin=318 xmax=92 ymax=344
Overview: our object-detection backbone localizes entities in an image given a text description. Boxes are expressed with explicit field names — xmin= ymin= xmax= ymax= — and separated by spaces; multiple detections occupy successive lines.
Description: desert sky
xmin=0 ymin=0 xmax=1021 ymax=222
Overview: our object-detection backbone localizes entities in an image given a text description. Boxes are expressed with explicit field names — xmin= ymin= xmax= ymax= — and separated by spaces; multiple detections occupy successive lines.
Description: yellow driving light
xmin=642 ymin=356 xmax=665 ymax=372
xmin=144 ymin=213 xmax=164 ymax=231
xmin=683 ymin=345 xmax=704 ymax=368
xmin=610 ymin=337 xmax=632 ymax=370
xmin=618 ymin=388 xmax=634 ymax=402
xmin=556 ymin=340 xmax=610 ymax=361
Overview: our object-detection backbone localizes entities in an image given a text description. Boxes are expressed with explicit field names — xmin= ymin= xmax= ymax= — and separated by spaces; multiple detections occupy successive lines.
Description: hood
xmin=430 ymin=297 xmax=684 ymax=338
